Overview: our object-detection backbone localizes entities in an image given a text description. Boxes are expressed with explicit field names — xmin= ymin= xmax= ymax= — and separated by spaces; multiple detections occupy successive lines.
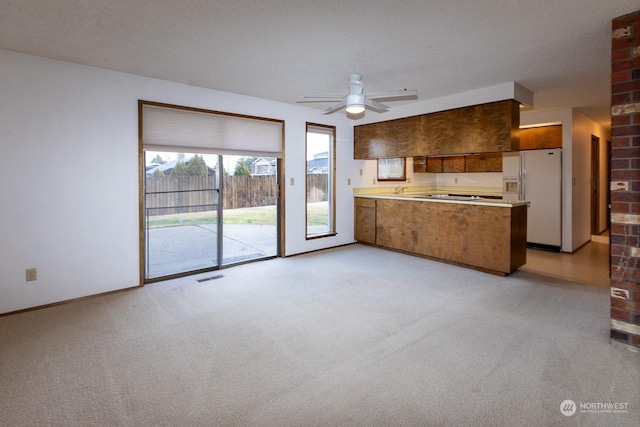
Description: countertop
xmin=354 ymin=190 xmax=529 ymax=208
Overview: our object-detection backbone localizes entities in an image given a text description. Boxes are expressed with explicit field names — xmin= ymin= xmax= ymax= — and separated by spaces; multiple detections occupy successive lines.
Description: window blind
xmin=306 ymin=123 xmax=335 ymax=136
xmin=141 ymin=103 xmax=283 ymax=157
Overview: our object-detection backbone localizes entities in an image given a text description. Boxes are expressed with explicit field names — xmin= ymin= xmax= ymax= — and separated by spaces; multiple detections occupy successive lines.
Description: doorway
xmin=143 ymin=151 xmax=279 ymax=282
xmin=591 ymin=135 xmax=601 ymax=235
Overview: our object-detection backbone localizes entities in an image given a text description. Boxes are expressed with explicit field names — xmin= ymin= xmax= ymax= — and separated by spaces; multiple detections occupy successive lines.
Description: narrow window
xmin=306 ymin=123 xmax=336 ymax=239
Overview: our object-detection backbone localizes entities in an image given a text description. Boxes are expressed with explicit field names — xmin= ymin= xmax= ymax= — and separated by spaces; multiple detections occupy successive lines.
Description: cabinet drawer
xmin=355 ymin=197 xmax=376 ymax=208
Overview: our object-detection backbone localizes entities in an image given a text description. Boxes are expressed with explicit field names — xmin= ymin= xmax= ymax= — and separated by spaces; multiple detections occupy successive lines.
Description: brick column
xmin=610 ymin=11 xmax=640 ymax=349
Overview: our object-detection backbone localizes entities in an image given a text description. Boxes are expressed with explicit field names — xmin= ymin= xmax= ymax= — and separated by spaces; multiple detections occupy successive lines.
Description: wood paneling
xmin=354 ymin=99 xmax=520 ymax=159
xmin=413 ymin=156 xmax=427 ymax=173
xmin=413 ymin=153 xmax=503 ymax=173
xmin=354 ymin=198 xmax=376 ymax=244
xmin=509 ymin=204 xmax=528 ymax=272
xmin=465 ymin=153 xmax=502 ymax=172
xmin=353 ymin=115 xmax=421 ymax=158
xmin=519 ymin=125 xmax=562 ymax=150
xmin=442 ymin=156 xmax=466 ymax=173
xmin=427 ymin=156 xmax=443 ymax=173
xmin=359 ymin=198 xmax=527 ymax=275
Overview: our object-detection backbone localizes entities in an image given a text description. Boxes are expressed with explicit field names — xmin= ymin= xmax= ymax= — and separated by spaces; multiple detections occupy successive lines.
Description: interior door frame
xmin=591 ymin=135 xmax=600 ymax=235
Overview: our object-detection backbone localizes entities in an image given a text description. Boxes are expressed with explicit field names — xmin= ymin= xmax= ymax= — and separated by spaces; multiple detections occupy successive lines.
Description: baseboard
xmin=527 ymin=242 xmax=561 ymax=252
xmin=0 ymin=285 xmax=141 ymax=317
xmin=591 ymin=235 xmax=610 ymax=244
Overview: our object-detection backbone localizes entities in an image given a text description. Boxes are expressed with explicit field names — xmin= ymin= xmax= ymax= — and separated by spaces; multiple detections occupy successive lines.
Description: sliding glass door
xmin=143 ymin=151 xmax=279 ymax=281
xmin=140 ymin=101 xmax=283 ymax=282
xmin=144 ymin=152 xmax=220 ymax=279
xmin=220 ymin=155 xmax=278 ymax=265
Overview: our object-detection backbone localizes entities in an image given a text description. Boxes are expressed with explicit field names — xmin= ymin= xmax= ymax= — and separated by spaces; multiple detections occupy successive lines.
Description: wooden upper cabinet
xmin=413 ymin=153 xmax=502 ymax=173
xmin=354 ymin=99 xmax=520 ymax=159
xmin=442 ymin=156 xmax=465 ymax=173
xmin=413 ymin=156 xmax=427 ymax=173
xmin=465 ymin=153 xmax=503 ymax=172
xmin=426 ymin=156 xmax=443 ymax=173
xmin=353 ymin=115 xmax=420 ymax=158
xmin=519 ymin=125 xmax=562 ymax=150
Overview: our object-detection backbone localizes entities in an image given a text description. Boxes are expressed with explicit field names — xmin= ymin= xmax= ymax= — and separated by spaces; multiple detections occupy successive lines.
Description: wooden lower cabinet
xmin=355 ymin=197 xmax=527 ymax=275
xmin=354 ymin=197 xmax=376 ymax=244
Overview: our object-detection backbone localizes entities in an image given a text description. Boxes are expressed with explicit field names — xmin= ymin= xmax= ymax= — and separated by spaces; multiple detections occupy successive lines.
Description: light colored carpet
xmin=0 ymin=244 xmax=638 ymax=426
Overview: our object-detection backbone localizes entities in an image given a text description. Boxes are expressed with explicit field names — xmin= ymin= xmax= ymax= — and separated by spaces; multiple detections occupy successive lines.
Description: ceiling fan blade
xmin=323 ymin=100 xmax=346 ymax=114
xmin=365 ymin=99 xmax=389 ymax=113
xmin=366 ymin=89 xmax=418 ymax=102
xmin=296 ymin=95 xmax=344 ymax=103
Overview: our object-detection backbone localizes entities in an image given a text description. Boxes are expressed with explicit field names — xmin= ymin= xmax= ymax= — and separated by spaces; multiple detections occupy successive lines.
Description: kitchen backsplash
xmin=355 ymin=158 xmax=503 ymax=195
xmin=436 ymin=172 xmax=502 ymax=189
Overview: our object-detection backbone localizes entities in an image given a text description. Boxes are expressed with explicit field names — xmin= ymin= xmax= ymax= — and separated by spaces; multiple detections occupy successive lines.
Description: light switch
xmin=290 ymin=177 xmax=294 ymax=185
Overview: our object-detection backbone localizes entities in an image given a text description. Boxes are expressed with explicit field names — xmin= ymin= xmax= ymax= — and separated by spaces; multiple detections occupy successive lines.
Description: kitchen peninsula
xmin=354 ymin=191 xmax=529 ymax=276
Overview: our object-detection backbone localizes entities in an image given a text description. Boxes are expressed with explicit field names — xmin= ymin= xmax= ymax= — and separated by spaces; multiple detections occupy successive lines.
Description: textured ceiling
xmin=1 ymin=1 xmax=637 ymax=128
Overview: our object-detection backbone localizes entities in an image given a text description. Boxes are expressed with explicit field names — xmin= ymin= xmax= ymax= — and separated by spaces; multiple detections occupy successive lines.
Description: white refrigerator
xmin=503 ymin=149 xmax=562 ymax=251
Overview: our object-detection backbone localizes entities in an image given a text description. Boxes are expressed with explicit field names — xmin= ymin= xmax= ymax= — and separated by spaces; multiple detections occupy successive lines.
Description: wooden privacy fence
xmin=145 ymin=174 xmax=328 ymax=215
xmin=223 ymin=175 xmax=276 ymax=210
xmin=306 ymin=174 xmax=328 ymax=204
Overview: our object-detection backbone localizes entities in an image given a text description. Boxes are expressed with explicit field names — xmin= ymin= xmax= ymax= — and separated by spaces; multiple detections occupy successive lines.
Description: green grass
xmin=147 ymin=203 xmax=329 ymax=228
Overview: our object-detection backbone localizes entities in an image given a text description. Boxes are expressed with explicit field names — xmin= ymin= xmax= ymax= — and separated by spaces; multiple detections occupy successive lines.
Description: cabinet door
xmin=465 ymin=153 xmax=503 ymax=172
xmin=442 ymin=156 xmax=465 ymax=173
xmin=413 ymin=156 xmax=427 ymax=173
xmin=520 ymin=125 xmax=562 ymax=150
xmin=354 ymin=198 xmax=376 ymax=243
xmin=426 ymin=157 xmax=443 ymax=173
xmin=353 ymin=116 xmax=419 ymax=159
xmin=485 ymin=153 xmax=503 ymax=171
xmin=354 ymin=100 xmax=520 ymax=159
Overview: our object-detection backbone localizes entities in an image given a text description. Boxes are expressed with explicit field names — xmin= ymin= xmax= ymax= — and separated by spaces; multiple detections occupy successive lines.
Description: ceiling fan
xmin=296 ymin=74 xmax=418 ymax=115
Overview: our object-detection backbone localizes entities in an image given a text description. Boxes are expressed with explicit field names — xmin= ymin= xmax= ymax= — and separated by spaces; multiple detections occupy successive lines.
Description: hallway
xmin=519 ymin=238 xmax=610 ymax=287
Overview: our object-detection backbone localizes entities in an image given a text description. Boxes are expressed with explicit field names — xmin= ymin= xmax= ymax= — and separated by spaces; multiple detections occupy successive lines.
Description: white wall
xmin=0 ymin=49 xmax=354 ymax=314
xmin=521 ymin=108 xmax=609 ymax=252
xmin=435 ymin=173 xmax=503 ymax=191
xmin=356 ymin=82 xmax=532 ymax=125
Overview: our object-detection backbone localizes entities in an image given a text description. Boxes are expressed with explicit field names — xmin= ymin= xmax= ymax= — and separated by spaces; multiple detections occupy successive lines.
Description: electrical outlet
xmin=455 ymin=178 xmax=458 ymax=184
xmin=290 ymin=177 xmax=294 ymax=185
xmin=359 ymin=169 xmax=363 ymax=176
xmin=26 ymin=268 xmax=37 ymax=282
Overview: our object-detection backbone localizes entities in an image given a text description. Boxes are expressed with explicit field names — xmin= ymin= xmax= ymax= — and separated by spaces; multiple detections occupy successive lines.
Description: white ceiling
xmin=1 ymin=1 xmax=637 ymax=128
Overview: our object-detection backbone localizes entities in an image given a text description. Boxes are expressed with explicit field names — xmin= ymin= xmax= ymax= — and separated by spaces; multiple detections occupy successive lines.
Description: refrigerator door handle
xmin=521 ymin=168 xmax=525 ymax=200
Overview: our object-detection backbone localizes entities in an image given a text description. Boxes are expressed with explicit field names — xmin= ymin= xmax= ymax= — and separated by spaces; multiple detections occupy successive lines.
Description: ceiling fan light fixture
xmin=297 ymin=74 xmax=417 ymax=115
xmin=345 ymin=94 xmax=365 ymax=114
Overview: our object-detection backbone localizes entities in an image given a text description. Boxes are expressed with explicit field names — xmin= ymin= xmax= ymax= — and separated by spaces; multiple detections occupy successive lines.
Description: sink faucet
xmin=394 ymin=186 xmax=405 ymax=195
